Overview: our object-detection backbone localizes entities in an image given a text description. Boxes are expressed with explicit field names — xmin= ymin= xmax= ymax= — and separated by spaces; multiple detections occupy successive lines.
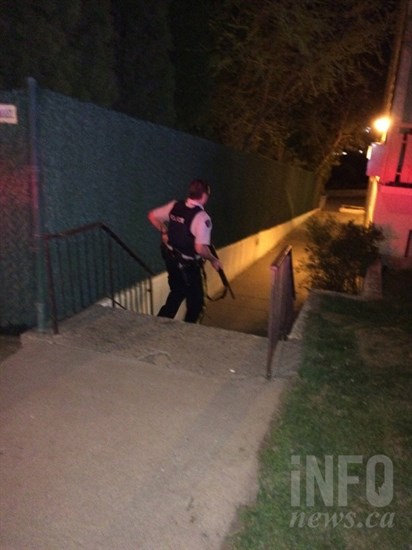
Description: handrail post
xmin=44 ymin=237 xmax=59 ymax=334
xmin=107 ymin=237 xmax=115 ymax=308
xmin=266 ymin=246 xmax=295 ymax=379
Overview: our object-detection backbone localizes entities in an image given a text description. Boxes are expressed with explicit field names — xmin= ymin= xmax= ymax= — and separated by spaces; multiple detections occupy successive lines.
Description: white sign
xmin=0 ymin=104 xmax=18 ymax=124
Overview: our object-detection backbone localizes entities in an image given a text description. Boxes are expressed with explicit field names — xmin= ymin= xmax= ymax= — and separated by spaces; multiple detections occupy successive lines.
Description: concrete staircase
xmin=23 ymin=303 xmax=302 ymax=379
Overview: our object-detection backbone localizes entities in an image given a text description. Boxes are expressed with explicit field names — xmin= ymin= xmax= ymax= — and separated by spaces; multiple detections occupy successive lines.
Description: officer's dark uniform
xmin=158 ymin=201 xmax=206 ymax=323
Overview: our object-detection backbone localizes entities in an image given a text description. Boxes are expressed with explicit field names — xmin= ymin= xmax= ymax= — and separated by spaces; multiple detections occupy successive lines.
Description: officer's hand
xmin=161 ymin=232 xmax=169 ymax=245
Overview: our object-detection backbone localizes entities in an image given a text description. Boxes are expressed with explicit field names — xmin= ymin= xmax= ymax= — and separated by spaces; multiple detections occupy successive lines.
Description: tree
xmin=70 ymin=0 xmax=118 ymax=106
xmin=0 ymin=0 xmax=118 ymax=106
xmin=169 ymin=0 xmax=214 ymax=135
xmin=0 ymin=0 xmax=78 ymax=94
xmin=112 ymin=0 xmax=176 ymax=126
xmin=208 ymin=0 xmax=397 ymax=185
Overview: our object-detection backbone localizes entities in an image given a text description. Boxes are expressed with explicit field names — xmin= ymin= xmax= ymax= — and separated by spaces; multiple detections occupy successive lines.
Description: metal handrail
xmin=44 ymin=222 xmax=154 ymax=334
xmin=266 ymin=245 xmax=296 ymax=379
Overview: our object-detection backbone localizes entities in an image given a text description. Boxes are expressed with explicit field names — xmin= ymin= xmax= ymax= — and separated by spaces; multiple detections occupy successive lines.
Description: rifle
xmin=209 ymin=245 xmax=235 ymax=300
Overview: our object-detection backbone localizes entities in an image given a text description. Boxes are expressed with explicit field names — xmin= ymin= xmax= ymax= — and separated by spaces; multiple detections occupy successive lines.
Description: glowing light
xmin=373 ymin=116 xmax=391 ymax=134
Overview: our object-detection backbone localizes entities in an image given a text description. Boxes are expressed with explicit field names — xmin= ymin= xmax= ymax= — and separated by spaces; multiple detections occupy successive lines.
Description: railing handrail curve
xmin=43 ymin=221 xmax=154 ymax=333
xmin=44 ymin=221 xmax=155 ymax=276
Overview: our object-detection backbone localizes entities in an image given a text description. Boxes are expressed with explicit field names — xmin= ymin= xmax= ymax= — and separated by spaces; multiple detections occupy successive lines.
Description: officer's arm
xmin=147 ymin=210 xmax=168 ymax=235
xmin=195 ymin=243 xmax=222 ymax=271
xmin=147 ymin=201 xmax=176 ymax=238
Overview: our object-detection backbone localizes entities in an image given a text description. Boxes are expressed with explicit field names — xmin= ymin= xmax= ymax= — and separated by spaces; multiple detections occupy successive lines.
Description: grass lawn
xmin=225 ymin=269 xmax=412 ymax=550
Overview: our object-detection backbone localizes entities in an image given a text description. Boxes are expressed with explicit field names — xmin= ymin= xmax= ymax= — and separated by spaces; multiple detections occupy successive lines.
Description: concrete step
xmin=23 ymin=305 xmax=271 ymax=380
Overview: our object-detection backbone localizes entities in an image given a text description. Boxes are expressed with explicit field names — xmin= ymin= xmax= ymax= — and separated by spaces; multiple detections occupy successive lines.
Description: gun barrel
xmin=219 ymin=269 xmax=235 ymax=299
xmin=209 ymin=244 xmax=235 ymax=299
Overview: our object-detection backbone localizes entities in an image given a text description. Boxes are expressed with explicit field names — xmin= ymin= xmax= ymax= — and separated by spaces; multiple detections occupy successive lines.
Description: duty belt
xmin=162 ymin=243 xmax=201 ymax=265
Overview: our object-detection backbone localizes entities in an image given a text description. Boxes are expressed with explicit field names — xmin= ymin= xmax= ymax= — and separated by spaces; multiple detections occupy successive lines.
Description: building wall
xmin=366 ymin=0 xmax=412 ymax=259
xmin=372 ymin=185 xmax=412 ymax=257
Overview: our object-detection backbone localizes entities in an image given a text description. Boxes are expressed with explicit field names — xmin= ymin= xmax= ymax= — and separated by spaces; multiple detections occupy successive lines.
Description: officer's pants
xmin=157 ymin=258 xmax=206 ymax=323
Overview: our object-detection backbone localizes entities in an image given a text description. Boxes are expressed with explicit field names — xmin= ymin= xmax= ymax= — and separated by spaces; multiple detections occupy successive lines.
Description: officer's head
xmin=188 ymin=179 xmax=211 ymax=204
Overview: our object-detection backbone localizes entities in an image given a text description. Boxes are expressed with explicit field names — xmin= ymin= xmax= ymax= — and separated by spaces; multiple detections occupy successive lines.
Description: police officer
xmin=148 ymin=179 xmax=222 ymax=323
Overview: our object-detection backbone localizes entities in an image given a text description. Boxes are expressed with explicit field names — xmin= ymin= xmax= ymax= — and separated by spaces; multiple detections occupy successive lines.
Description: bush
xmin=302 ymin=215 xmax=384 ymax=294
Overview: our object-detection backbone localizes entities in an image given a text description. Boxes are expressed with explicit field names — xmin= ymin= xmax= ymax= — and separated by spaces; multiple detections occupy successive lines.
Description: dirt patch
xmin=355 ymin=326 xmax=411 ymax=368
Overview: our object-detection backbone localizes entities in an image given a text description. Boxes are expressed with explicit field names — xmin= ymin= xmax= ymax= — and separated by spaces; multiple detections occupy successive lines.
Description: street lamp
xmin=372 ymin=116 xmax=391 ymax=143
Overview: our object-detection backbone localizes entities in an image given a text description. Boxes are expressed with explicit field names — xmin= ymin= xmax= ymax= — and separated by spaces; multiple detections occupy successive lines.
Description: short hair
xmin=188 ymin=179 xmax=211 ymax=199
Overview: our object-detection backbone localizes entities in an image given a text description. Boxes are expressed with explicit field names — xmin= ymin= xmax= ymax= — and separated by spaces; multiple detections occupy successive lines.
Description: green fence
xmin=0 ymin=81 xmax=317 ymax=331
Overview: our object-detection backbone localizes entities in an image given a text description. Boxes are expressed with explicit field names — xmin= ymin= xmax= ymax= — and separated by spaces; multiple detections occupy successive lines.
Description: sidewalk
xmin=0 ymin=201 xmax=364 ymax=550
xmin=0 ymin=314 xmax=286 ymax=550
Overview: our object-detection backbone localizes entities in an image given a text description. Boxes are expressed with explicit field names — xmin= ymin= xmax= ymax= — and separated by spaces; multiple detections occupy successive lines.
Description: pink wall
xmin=372 ymin=184 xmax=412 ymax=256
xmin=367 ymin=131 xmax=412 ymax=183
xmin=366 ymin=2 xmax=412 ymax=259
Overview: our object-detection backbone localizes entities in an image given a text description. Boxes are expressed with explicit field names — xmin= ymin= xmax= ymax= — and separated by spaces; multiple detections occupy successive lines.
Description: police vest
xmin=168 ymin=201 xmax=202 ymax=258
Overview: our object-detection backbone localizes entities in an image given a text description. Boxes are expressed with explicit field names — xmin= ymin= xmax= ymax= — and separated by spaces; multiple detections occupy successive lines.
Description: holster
xmin=160 ymin=243 xmax=202 ymax=286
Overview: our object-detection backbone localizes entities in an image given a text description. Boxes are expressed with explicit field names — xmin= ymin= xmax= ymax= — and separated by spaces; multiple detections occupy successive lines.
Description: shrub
xmin=302 ymin=215 xmax=384 ymax=294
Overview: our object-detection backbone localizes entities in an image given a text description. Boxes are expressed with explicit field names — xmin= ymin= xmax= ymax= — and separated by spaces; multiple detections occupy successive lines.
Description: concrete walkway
xmin=1 ymin=308 xmax=292 ymax=550
xmin=0 ymin=200 xmax=364 ymax=550
xmin=202 ymin=222 xmax=310 ymax=337
xmin=203 ymin=195 xmax=366 ymax=336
